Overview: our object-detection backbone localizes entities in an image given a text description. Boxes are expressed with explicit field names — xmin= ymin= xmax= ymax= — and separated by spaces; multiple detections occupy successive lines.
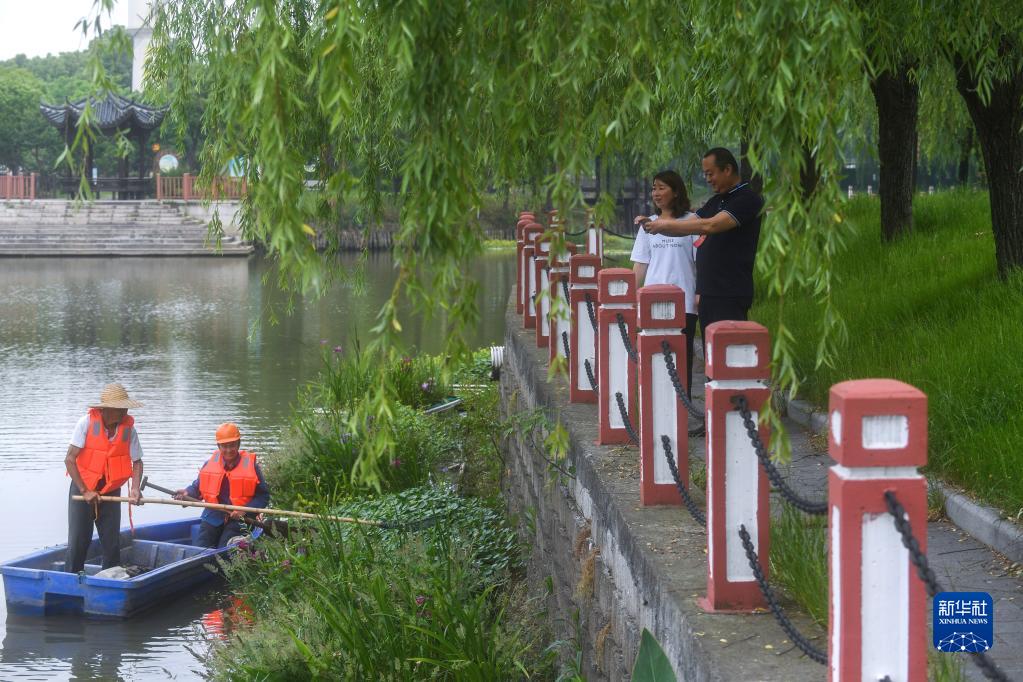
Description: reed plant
xmin=752 ymin=190 xmax=1023 ymax=515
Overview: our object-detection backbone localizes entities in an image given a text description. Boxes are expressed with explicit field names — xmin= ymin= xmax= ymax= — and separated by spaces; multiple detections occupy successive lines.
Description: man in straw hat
xmin=64 ymin=383 xmax=145 ymax=574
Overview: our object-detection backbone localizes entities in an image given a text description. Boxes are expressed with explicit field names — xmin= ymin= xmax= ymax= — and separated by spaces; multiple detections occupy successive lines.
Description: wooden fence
xmin=0 ymin=174 xmax=37 ymax=200
xmin=156 ymin=174 xmax=247 ymax=201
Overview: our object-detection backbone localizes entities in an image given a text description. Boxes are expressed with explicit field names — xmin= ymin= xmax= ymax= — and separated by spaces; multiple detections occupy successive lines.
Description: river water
xmin=0 ymin=252 xmax=514 ymax=680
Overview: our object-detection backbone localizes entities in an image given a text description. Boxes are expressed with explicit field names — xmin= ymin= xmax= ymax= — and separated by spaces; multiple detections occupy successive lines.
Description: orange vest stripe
xmin=75 ymin=408 xmax=135 ymax=494
xmin=198 ymin=450 xmax=259 ymax=507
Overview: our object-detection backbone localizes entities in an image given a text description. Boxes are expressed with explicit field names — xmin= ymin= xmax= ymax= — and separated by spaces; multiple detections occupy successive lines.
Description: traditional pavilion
xmin=40 ymin=91 xmax=167 ymax=199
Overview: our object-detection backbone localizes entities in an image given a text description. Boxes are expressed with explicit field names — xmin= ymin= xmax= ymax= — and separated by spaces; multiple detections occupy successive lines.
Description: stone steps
xmin=0 ymin=200 xmax=253 ymax=256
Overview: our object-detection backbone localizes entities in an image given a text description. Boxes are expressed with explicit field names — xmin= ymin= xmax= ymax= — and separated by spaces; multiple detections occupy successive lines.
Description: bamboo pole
xmin=72 ymin=495 xmax=385 ymax=527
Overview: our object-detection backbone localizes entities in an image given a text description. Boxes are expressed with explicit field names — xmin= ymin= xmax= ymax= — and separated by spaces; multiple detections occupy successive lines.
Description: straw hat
xmin=90 ymin=383 xmax=144 ymax=409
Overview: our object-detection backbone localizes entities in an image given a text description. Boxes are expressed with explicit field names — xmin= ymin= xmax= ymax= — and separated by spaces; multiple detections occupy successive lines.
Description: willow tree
xmin=927 ymin=1 xmax=1023 ymax=278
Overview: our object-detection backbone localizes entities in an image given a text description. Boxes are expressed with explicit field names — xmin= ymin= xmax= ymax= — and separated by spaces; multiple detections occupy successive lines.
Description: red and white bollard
xmin=596 ymin=268 xmax=638 ymax=445
xmin=515 ymin=217 xmax=534 ymax=315
xmin=828 ymin=379 xmax=928 ymax=682
xmin=533 ymin=234 xmax=553 ymax=349
xmin=521 ymin=225 xmax=544 ymax=330
xmin=548 ymin=243 xmax=577 ymax=365
xmin=637 ymin=285 xmax=687 ymax=506
xmin=569 ymin=254 xmax=601 ymax=404
xmin=701 ymin=321 xmax=771 ymax=612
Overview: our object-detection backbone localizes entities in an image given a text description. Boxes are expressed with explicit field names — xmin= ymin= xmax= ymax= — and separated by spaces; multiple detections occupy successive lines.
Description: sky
xmin=0 ymin=0 xmax=137 ymax=62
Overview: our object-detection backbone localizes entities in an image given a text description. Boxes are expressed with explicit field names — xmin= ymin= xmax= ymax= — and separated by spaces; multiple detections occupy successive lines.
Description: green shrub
xmin=210 ymin=489 xmax=526 ymax=681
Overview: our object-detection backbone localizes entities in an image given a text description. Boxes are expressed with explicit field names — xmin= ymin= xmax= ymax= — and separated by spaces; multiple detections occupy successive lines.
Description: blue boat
xmin=0 ymin=518 xmax=231 ymax=618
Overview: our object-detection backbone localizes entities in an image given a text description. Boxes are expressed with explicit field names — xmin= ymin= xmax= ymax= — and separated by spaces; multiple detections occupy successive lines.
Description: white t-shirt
xmin=70 ymin=414 xmax=144 ymax=462
xmin=630 ymin=212 xmax=698 ymax=315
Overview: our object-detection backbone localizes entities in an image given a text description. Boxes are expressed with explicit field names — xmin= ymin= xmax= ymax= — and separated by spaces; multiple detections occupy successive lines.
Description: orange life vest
xmin=198 ymin=450 xmax=259 ymax=507
xmin=75 ymin=408 xmax=135 ymax=494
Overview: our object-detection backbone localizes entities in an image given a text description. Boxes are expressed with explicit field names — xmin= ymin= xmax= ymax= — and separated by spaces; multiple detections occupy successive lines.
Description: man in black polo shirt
xmin=638 ymin=147 xmax=763 ymax=336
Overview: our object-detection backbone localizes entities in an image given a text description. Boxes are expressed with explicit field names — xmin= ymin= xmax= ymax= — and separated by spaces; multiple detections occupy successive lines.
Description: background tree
xmin=0 ymin=67 xmax=49 ymax=171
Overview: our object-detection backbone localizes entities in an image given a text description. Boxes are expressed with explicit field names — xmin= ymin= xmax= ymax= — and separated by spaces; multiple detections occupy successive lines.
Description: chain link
xmin=738 ymin=525 xmax=827 ymax=665
xmin=615 ymin=313 xmax=638 ymax=363
xmin=601 ymin=226 xmax=637 ymax=240
xmin=584 ymin=292 xmax=598 ymax=332
xmin=660 ymin=340 xmax=703 ymax=419
xmin=731 ymin=395 xmax=828 ymax=515
xmin=884 ymin=491 xmax=1010 ymax=682
xmin=560 ymin=278 xmax=570 ymax=305
xmin=660 ymin=435 xmax=706 ymax=526
xmin=584 ymin=358 xmax=599 ymax=394
xmin=564 ymin=228 xmax=588 ymax=236
xmin=614 ymin=391 xmax=639 ymax=445
xmin=561 ymin=331 xmax=571 ymax=361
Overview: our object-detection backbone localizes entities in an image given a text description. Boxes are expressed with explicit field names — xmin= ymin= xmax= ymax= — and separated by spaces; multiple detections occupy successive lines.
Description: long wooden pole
xmin=72 ymin=495 xmax=385 ymax=527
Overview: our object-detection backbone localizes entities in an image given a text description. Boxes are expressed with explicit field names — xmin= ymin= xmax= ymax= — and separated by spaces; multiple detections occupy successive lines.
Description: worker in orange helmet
xmin=174 ymin=422 xmax=270 ymax=548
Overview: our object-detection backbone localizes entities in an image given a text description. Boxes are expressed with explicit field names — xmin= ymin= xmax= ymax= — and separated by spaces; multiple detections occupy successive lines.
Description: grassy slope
xmin=751 ymin=190 xmax=1023 ymax=515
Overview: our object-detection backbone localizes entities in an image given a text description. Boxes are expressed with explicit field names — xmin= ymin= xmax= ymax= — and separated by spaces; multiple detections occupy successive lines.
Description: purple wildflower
xmin=281 ymin=559 xmax=292 ymax=572
xmin=236 ymin=540 xmax=250 ymax=551
xmin=415 ymin=595 xmax=428 ymax=606
xmin=391 ymin=458 xmax=402 ymax=468
xmin=320 ymin=339 xmax=328 ymax=345
xmin=333 ymin=345 xmax=343 ymax=354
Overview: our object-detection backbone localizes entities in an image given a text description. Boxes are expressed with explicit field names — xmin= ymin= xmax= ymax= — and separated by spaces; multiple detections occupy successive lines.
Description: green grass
xmin=751 ymin=190 xmax=1023 ymax=515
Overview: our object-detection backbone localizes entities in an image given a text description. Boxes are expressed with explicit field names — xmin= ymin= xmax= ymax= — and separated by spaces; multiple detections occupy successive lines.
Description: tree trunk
xmin=954 ymin=49 xmax=1023 ymax=278
xmin=800 ymin=146 xmax=819 ymax=199
xmin=870 ymin=65 xmax=919 ymax=241
xmin=957 ymin=127 xmax=973 ymax=186
xmin=739 ymin=137 xmax=763 ymax=194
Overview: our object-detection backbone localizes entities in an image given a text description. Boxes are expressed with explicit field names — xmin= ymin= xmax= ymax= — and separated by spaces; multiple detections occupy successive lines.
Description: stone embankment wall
xmin=499 ymin=296 xmax=820 ymax=681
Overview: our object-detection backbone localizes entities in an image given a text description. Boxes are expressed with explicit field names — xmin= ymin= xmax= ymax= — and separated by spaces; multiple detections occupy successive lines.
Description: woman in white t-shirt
xmin=630 ymin=170 xmax=699 ymax=396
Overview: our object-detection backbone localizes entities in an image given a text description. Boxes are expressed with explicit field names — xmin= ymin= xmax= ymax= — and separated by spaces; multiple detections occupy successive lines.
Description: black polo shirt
xmin=694 ymin=182 xmax=764 ymax=298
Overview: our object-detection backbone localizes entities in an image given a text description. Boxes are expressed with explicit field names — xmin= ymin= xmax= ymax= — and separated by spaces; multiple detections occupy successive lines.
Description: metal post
xmin=701 ymin=321 xmax=771 ymax=612
xmin=637 ymin=284 xmax=687 ymax=505
xmin=828 ymin=379 xmax=928 ymax=682
xmin=596 ymin=268 xmax=637 ymax=445
xmin=569 ymin=254 xmax=601 ymax=403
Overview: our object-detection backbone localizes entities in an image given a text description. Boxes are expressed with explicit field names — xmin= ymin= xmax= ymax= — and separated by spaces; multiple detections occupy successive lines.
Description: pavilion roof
xmin=40 ymin=91 xmax=167 ymax=134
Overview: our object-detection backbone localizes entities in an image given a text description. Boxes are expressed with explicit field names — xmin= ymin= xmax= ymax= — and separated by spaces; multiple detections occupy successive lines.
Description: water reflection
xmin=0 ymin=251 xmax=514 ymax=680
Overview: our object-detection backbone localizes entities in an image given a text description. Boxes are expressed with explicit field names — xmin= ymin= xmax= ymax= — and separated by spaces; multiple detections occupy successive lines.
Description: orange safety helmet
xmin=215 ymin=422 xmax=242 ymax=444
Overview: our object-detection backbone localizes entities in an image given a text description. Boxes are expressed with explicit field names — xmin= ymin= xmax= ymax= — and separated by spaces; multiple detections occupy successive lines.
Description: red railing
xmin=0 ymin=173 xmax=37 ymax=200
xmin=156 ymin=173 xmax=247 ymax=201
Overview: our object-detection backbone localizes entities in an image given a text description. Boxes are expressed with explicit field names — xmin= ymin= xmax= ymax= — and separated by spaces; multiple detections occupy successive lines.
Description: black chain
xmin=560 ymin=278 xmax=570 ymax=305
xmin=584 ymin=358 xmax=599 ymax=394
xmin=615 ymin=313 xmax=638 ymax=363
xmin=738 ymin=525 xmax=827 ymax=665
xmin=884 ymin=492 xmax=1010 ymax=682
xmin=564 ymin=228 xmax=588 ymax=236
xmin=660 ymin=340 xmax=703 ymax=419
xmin=614 ymin=391 xmax=639 ymax=445
xmin=583 ymin=292 xmax=597 ymax=332
xmin=602 ymin=226 xmax=637 ymax=240
xmin=731 ymin=395 xmax=828 ymax=515
xmin=561 ymin=331 xmax=571 ymax=361
xmin=660 ymin=435 xmax=706 ymax=526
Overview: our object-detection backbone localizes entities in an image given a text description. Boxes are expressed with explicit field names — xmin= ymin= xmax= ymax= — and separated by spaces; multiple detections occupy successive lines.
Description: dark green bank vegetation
xmin=752 ymin=190 xmax=1023 ymax=516
xmin=204 ymin=348 xmax=559 ymax=680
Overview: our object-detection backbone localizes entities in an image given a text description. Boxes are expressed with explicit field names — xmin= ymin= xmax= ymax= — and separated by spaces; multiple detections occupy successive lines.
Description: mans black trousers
xmin=196 ymin=519 xmax=245 ymax=548
xmin=683 ymin=312 xmax=698 ymax=396
xmin=66 ymin=482 xmax=122 ymax=573
xmin=698 ymin=295 xmax=753 ymax=343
